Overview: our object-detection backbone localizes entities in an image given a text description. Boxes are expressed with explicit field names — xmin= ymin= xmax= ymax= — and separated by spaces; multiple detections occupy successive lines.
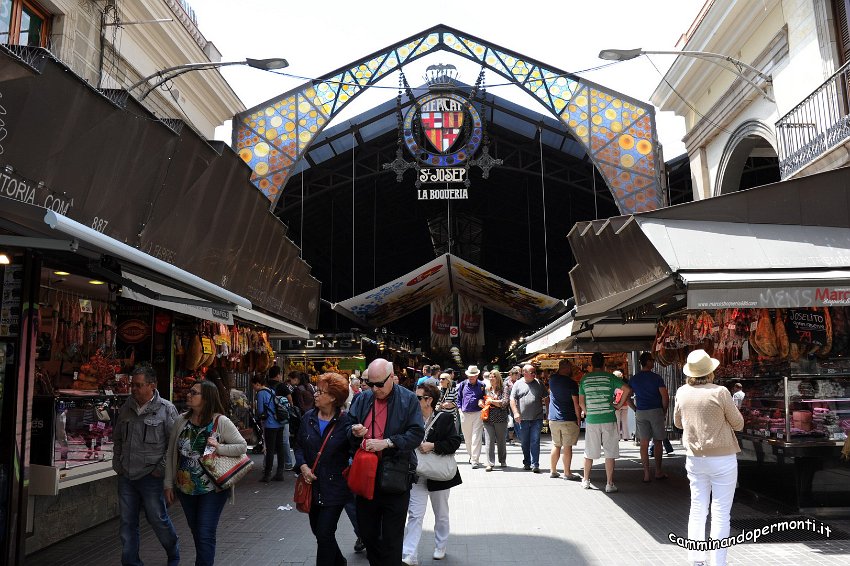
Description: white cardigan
xmin=164 ymin=413 xmax=247 ymax=492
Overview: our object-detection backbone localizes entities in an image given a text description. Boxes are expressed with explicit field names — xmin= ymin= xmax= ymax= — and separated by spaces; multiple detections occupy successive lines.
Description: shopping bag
xmin=344 ymin=448 xmax=378 ymax=500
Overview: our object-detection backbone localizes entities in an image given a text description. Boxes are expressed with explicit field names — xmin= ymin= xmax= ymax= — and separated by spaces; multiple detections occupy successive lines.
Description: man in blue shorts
xmin=629 ymin=352 xmax=670 ymax=482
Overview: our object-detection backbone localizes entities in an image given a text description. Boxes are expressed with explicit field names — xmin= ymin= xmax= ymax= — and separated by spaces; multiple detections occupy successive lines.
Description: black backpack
xmin=262 ymin=388 xmax=290 ymax=424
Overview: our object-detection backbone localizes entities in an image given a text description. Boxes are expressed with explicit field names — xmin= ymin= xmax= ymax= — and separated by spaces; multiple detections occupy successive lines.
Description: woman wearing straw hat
xmin=673 ymin=349 xmax=744 ymax=566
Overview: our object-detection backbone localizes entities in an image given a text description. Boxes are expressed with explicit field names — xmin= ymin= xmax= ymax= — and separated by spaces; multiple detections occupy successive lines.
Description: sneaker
xmin=532 ymin=467 xmax=541 ymax=473
xmin=523 ymin=464 xmax=532 ymax=470
xmin=666 ymin=449 xmax=675 ymax=455
xmin=402 ymin=555 xmax=418 ymax=566
xmin=353 ymin=537 xmax=365 ymax=553
xmin=581 ymin=479 xmax=592 ymax=489
xmin=284 ymin=464 xmax=294 ymax=471
xmin=485 ymin=465 xmax=493 ymax=472
xmin=471 ymin=462 xmax=480 ymax=469
xmin=550 ymin=471 xmax=561 ymax=478
xmin=499 ymin=462 xmax=507 ymax=468
xmin=605 ymin=483 xmax=618 ymax=493
xmin=433 ymin=548 xmax=446 ymax=560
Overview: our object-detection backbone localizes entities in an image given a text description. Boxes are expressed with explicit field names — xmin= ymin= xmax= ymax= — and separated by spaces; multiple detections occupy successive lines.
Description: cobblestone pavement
xmin=26 ymin=436 xmax=850 ymax=565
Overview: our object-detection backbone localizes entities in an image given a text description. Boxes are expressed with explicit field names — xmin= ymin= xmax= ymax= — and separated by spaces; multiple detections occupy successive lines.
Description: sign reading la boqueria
xmin=381 ymin=64 xmax=502 ymax=198
xmin=688 ymin=286 xmax=850 ymax=309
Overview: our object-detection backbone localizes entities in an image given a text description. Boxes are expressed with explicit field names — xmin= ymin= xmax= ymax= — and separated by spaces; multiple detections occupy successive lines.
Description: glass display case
xmin=732 ymin=374 xmax=850 ymax=514
xmin=737 ymin=374 xmax=850 ymax=444
xmin=29 ymin=391 xmax=128 ymax=495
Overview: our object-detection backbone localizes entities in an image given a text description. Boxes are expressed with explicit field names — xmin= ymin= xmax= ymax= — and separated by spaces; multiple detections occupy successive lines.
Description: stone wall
xmin=26 ymin=476 xmax=119 ymax=555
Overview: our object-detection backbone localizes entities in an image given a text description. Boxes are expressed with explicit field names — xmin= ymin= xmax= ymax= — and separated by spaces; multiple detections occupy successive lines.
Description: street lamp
xmin=128 ymin=57 xmax=289 ymax=101
xmin=598 ymin=48 xmax=773 ymax=102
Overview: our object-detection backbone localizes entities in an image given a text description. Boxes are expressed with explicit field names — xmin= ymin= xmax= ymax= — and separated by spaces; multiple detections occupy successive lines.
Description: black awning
xmin=0 ymin=49 xmax=320 ymax=328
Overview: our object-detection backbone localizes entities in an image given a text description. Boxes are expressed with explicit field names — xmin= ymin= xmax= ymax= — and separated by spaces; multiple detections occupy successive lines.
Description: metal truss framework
xmin=234 ymin=24 xmax=662 ymax=215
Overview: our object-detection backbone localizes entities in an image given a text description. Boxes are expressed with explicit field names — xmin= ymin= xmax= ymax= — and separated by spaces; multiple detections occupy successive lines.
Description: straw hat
xmin=682 ymin=349 xmax=720 ymax=378
xmin=465 ymin=365 xmax=481 ymax=376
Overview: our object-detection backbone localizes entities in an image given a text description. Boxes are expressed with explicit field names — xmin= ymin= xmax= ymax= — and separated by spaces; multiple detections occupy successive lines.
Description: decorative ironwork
xmin=234 ymin=24 xmax=661 ymax=214
xmin=776 ymin=59 xmax=850 ymax=178
xmin=469 ymin=146 xmax=502 ymax=179
xmin=383 ymin=147 xmax=418 ymax=182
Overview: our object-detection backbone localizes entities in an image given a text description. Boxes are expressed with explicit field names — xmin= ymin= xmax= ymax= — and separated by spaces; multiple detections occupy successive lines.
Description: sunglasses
xmin=365 ymin=373 xmax=392 ymax=388
xmin=416 ymin=395 xmax=427 ymax=400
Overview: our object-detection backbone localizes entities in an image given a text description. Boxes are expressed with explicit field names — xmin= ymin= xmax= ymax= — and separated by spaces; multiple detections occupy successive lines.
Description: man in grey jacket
xmin=113 ymin=366 xmax=180 ymax=566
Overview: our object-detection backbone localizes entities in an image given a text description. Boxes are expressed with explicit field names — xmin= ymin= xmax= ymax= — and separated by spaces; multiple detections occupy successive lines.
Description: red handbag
xmin=294 ymin=422 xmax=336 ymax=513
xmin=344 ymin=448 xmax=378 ymax=500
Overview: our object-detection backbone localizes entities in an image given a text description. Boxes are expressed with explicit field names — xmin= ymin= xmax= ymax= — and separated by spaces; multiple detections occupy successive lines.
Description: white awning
xmin=44 ymin=210 xmax=251 ymax=309
xmin=525 ymin=311 xmax=575 ymax=354
xmin=235 ymin=306 xmax=309 ymax=338
xmin=120 ymin=272 xmax=234 ymax=324
xmin=682 ymin=269 xmax=850 ymax=309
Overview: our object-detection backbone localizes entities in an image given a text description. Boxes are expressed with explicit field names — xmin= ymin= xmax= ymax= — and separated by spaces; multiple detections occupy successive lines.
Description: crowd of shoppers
xmin=113 ymin=351 xmax=748 ymax=566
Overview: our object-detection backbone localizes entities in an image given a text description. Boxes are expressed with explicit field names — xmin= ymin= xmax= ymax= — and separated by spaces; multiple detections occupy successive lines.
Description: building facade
xmin=652 ymin=0 xmax=850 ymax=199
xmin=4 ymin=0 xmax=242 ymax=137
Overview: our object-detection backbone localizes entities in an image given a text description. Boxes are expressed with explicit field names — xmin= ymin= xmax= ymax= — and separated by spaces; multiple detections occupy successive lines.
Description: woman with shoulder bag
xmin=294 ymin=373 xmax=354 ymax=566
xmin=674 ymin=350 xmax=744 ymax=566
xmin=164 ymin=380 xmax=247 ymax=566
xmin=402 ymin=384 xmax=462 ymax=565
xmin=480 ymin=370 xmax=509 ymax=471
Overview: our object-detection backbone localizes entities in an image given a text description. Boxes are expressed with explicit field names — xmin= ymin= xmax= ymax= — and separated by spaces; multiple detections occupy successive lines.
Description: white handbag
xmin=416 ymin=413 xmax=458 ymax=481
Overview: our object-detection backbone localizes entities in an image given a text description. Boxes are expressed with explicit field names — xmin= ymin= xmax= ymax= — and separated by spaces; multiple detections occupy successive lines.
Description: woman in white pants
xmin=402 ymin=384 xmax=463 ymax=565
xmin=674 ymin=350 xmax=744 ymax=566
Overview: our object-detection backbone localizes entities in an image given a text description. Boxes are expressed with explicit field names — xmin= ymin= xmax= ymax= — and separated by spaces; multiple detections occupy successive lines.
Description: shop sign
xmin=688 ymin=285 xmax=850 ymax=309
xmin=417 ymin=187 xmax=468 ymax=200
xmin=279 ymin=333 xmax=361 ymax=354
xmin=0 ymin=166 xmax=75 ymax=216
xmin=785 ymin=308 xmax=828 ymax=346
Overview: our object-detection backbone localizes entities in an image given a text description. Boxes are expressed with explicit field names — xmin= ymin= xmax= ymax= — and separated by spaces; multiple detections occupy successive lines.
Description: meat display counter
xmin=29 ymin=391 xmax=127 ymax=495
xmin=733 ymin=374 xmax=850 ymax=514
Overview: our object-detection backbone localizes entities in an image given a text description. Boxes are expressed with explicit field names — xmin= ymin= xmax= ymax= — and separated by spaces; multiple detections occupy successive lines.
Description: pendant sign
xmin=381 ymin=64 xmax=502 ymax=197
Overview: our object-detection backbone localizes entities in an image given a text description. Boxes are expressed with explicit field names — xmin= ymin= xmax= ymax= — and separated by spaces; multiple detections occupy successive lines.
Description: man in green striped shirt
xmin=579 ymin=352 xmax=631 ymax=493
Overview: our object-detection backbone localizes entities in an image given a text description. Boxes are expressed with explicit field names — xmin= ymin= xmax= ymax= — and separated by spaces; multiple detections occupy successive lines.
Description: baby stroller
xmin=247 ymin=408 xmax=265 ymax=454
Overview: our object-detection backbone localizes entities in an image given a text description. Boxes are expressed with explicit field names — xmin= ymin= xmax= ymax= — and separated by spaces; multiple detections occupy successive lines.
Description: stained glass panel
xmin=233 ymin=26 xmax=661 ymax=213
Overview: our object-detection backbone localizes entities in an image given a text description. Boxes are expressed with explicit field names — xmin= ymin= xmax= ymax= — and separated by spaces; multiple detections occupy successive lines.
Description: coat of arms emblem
xmin=420 ymin=97 xmax=465 ymax=153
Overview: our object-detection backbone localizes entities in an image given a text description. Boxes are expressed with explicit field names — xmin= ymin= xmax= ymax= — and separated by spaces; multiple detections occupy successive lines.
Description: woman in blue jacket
xmin=294 ymin=373 xmax=353 ymax=566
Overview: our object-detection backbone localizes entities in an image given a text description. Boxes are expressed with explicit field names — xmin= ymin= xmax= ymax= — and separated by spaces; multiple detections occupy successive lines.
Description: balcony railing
xmin=776 ymin=59 xmax=850 ymax=178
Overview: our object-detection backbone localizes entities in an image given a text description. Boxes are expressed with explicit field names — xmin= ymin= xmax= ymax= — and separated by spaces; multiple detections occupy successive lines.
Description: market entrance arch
xmin=234 ymin=24 xmax=663 ymax=215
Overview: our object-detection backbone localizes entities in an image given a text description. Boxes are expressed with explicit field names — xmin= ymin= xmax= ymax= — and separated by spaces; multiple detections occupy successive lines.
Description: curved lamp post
xmin=598 ymin=48 xmax=773 ymax=102
xmin=128 ymin=57 xmax=289 ymax=101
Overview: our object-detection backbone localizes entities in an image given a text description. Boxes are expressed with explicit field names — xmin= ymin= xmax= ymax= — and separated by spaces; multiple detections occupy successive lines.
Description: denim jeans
xmin=517 ymin=418 xmax=542 ymax=467
xmin=309 ymin=504 xmax=347 ymax=566
xmin=686 ymin=454 xmax=738 ymax=566
xmin=176 ymin=489 xmax=230 ymax=566
xmin=118 ymin=473 xmax=179 ymax=566
xmin=263 ymin=424 xmax=292 ymax=476
xmin=344 ymin=496 xmax=360 ymax=537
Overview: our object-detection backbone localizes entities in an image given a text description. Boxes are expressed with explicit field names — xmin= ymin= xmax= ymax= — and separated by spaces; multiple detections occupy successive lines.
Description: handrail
xmin=775 ymin=58 xmax=850 ymax=178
